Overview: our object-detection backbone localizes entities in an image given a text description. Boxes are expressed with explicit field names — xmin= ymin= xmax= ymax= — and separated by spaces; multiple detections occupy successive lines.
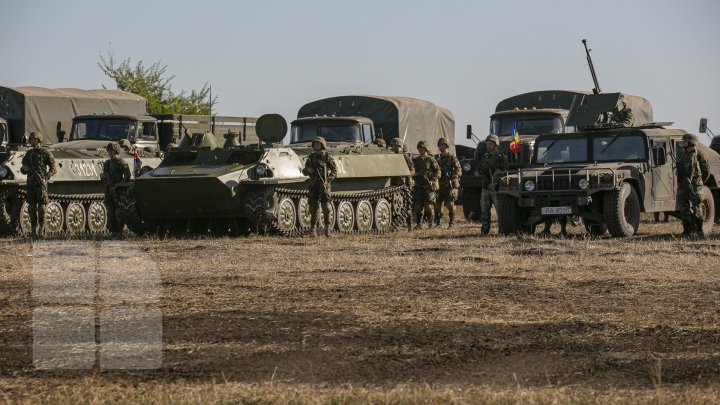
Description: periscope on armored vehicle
xmin=493 ymin=93 xmax=720 ymax=237
xmin=114 ymin=95 xmax=453 ymax=237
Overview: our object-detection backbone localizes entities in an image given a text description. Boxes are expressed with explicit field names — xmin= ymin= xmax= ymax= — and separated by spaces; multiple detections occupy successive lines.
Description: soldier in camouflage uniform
xmin=20 ymin=132 xmax=56 ymax=238
xmin=606 ymin=98 xmax=634 ymax=127
xmin=302 ymin=136 xmax=338 ymax=237
xmin=474 ymin=134 xmax=508 ymax=235
xmin=433 ymin=137 xmax=462 ymax=228
xmin=374 ymin=138 xmax=387 ymax=148
xmin=101 ymin=142 xmax=131 ymax=234
xmin=391 ymin=138 xmax=415 ymax=230
xmin=676 ymin=133 xmax=710 ymax=238
xmin=412 ymin=140 xmax=441 ymax=229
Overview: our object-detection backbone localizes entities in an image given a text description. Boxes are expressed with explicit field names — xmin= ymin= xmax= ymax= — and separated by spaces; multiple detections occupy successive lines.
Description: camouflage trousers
xmin=25 ymin=184 xmax=48 ymax=233
xmin=412 ymin=186 xmax=435 ymax=227
xmin=104 ymin=189 xmax=122 ymax=233
xmin=480 ymin=188 xmax=499 ymax=235
xmin=434 ymin=187 xmax=458 ymax=220
xmin=309 ymin=185 xmax=332 ymax=228
xmin=677 ymin=185 xmax=703 ymax=234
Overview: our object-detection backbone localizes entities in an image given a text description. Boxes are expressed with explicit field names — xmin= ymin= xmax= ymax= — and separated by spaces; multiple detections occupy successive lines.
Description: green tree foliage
xmin=98 ymin=51 xmax=215 ymax=115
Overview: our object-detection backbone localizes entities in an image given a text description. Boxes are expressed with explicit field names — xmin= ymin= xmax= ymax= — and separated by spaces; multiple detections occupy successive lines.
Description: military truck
xmin=494 ymin=93 xmax=720 ymax=237
xmin=116 ymin=96 xmax=453 ymax=236
xmin=458 ymin=90 xmax=653 ymax=220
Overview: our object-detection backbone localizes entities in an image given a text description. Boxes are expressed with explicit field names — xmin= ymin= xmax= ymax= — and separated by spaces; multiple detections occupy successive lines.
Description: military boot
xmin=434 ymin=214 xmax=442 ymax=228
xmin=696 ymin=220 xmax=706 ymax=239
xmin=324 ymin=223 xmax=331 ymax=238
xmin=448 ymin=213 xmax=455 ymax=229
xmin=415 ymin=213 xmax=422 ymax=230
xmin=309 ymin=227 xmax=318 ymax=237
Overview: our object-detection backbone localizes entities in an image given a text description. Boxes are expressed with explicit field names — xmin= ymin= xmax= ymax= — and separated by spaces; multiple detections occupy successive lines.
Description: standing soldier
xmin=302 ymin=136 xmax=337 ymax=237
xmin=605 ymin=97 xmax=634 ymax=127
xmin=412 ymin=141 xmax=441 ymax=229
xmin=391 ymin=138 xmax=415 ymax=230
xmin=434 ymin=138 xmax=462 ymax=228
xmin=474 ymin=134 xmax=508 ymax=236
xmin=100 ymin=142 xmax=131 ymax=234
xmin=20 ymin=132 xmax=56 ymax=238
xmin=676 ymin=134 xmax=709 ymax=238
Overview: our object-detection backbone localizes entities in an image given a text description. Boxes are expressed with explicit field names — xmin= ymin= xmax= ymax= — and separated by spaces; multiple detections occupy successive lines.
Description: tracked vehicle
xmin=116 ymin=114 xmax=415 ymax=236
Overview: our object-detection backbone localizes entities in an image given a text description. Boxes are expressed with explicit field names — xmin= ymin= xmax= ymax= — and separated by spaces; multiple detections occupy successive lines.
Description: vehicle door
xmin=649 ymin=138 xmax=674 ymax=208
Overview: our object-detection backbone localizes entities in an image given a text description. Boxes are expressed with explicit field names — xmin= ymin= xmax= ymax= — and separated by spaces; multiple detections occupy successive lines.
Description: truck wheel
xmin=497 ymin=195 xmax=522 ymax=235
xmin=461 ymin=187 xmax=480 ymax=221
xmin=697 ymin=186 xmax=715 ymax=236
xmin=603 ymin=183 xmax=640 ymax=237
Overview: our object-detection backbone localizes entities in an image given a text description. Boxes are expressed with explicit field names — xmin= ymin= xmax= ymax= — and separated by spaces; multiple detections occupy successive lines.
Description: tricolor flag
xmin=509 ymin=122 xmax=522 ymax=154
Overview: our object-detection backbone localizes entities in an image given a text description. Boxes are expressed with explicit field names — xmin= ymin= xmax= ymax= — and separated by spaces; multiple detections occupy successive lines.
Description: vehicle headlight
xmin=524 ymin=180 xmax=536 ymax=192
xmin=255 ymin=163 xmax=269 ymax=177
xmin=578 ymin=178 xmax=589 ymax=190
xmin=461 ymin=162 xmax=472 ymax=172
xmin=0 ymin=167 xmax=7 ymax=179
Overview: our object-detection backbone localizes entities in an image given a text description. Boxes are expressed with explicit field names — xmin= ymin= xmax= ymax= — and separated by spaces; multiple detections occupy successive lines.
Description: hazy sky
xmin=2 ymin=0 xmax=719 ymax=146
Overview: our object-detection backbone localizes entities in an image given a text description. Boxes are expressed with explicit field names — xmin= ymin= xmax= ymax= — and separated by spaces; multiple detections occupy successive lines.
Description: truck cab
xmin=63 ymin=114 xmax=160 ymax=153
xmin=290 ymin=116 xmax=376 ymax=146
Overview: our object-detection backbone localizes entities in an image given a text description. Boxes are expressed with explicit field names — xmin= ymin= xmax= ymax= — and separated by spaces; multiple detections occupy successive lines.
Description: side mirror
xmin=466 ymin=124 xmax=472 ymax=139
xmin=699 ymin=118 xmax=708 ymax=134
xmin=57 ymin=130 xmax=65 ymax=143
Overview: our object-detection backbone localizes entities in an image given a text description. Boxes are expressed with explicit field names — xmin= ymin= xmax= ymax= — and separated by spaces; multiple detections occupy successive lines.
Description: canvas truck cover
xmin=297 ymin=95 xmax=455 ymax=154
xmin=565 ymin=92 xmax=653 ymax=127
xmin=0 ymin=86 xmax=147 ymax=144
xmin=495 ymin=90 xmax=593 ymax=113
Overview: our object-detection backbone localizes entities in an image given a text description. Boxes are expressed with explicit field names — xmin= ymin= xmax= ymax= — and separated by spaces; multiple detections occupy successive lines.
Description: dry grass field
xmin=1 ymin=215 xmax=720 ymax=404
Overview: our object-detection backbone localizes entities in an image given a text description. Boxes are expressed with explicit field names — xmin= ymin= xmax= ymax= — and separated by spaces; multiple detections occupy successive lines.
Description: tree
xmin=98 ymin=50 xmax=216 ymax=115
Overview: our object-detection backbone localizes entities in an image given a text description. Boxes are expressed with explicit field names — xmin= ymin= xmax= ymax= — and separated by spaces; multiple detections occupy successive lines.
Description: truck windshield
xmin=291 ymin=123 xmax=361 ymax=144
xmin=490 ymin=116 xmax=563 ymax=136
xmin=71 ymin=119 xmax=136 ymax=141
xmin=535 ymin=137 xmax=587 ymax=164
xmin=593 ymin=133 xmax=646 ymax=162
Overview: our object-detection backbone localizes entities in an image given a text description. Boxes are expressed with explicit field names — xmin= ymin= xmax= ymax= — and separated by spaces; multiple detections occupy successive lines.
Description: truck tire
xmin=498 ymin=194 xmax=522 ymax=235
xmin=603 ymin=183 xmax=640 ymax=237
xmin=461 ymin=187 xmax=480 ymax=221
xmin=698 ymin=186 xmax=715 ymax=236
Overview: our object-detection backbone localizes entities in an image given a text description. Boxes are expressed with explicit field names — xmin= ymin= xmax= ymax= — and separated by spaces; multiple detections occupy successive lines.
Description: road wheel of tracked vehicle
xmin=45 ymin=201 xmax=64 ymax=234
xmin=276 ymin=198 xmax=297 ymax=233
xmin=297 ymin=198 xmax=312 ymax=230
xmin=355 ymin=200 xmax=373 ymax=233
xmin=497 ymin=195 xmax=522 ymax=235
xmin=87 ymin=202 xmax=108 ymax=234
xmin=392 ymin=191 xmax=406 ymax=218
xmin=461 ymin=187 xmax=481 ymax=221
xmin=374 ymin=198 xmax=392 ymax=232
xmin=65 ymin=202 xmax=86 ymax=234
xmin=336 ymin=201 xmax=354 ymax=233
xmin=604 ymin=183 xmax=640 ymax=237
xmin=19 ymin=202 xmax=32 ymax=235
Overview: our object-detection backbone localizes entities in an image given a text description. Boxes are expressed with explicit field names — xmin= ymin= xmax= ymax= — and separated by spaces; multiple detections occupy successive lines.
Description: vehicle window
xmin=593 ymin=134 xmax=646 ymax=161
xmin=490 ymin=116 xmax=563 ymax=136
xmin=138 ymin=122 xmax=157 ymax=141
xmin=290 ymin=124 xmax=360 ymax=144
xmin=362 ymin=124 xmax=373 ymax=143
xmin=290 ymin=125 xmax=317 ymax=144
xmin=71 ymin=119 xmax=135 ymax=141
xmin=535 ymin=138 xmax=587 ymax=164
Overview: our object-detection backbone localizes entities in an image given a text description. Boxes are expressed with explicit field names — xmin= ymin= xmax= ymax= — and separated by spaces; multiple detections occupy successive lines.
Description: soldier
xmin=390 ymin=138 xmax=415 ymax=230
xmin=676 ymin=133 xmax=709 ymax=238
xmin=412 ymin=140 xmax=441 ymax=229
xmin=606 ymin=98 xmax=634 ymax=127
xmin=374 ymin=138 xmax=387 ymax=148
xmin=474 ymin=134 xmax=508 ymax=235
xmin=100 ymin=142 xmax=131 ymax=234
xmin=302 ymin=136 xmax=337 ymax=237
xmin=20 ymin=132 xmax=57 ymax=238
xmin=433 ymin=138 xmax=461 ymax=228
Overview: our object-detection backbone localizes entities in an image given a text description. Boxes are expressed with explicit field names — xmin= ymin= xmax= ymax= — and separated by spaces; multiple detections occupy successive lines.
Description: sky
xmin=2 ymin=0 xmax=719 ymax=146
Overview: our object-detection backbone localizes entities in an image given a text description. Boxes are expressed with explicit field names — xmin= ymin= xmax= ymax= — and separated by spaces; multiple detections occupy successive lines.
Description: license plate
xmin=541 ymin=206 xmax=572 ymax=215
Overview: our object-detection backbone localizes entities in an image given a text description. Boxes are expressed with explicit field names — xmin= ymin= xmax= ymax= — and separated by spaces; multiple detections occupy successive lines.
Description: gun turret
xmin=582 ymin=39 xmax=602 ymax=94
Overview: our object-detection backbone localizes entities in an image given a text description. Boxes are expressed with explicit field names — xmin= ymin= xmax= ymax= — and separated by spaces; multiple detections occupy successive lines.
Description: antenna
xmin=582 ymin=39 xmax=602 ymax=94
xmin=208 ymin=85 xmax=212 ymax=134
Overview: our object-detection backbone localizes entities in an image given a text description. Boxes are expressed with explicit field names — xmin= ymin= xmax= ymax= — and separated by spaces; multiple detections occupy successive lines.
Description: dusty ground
xmin=1 ymin=215 xmax=719 ymax=403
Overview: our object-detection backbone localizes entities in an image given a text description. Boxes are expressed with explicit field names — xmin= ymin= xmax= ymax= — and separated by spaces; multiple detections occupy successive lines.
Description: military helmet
xmin=485 ymin=134 xmax=500 ymax=145
xmin=28 ymin=132 xmax=43 ymax=143
xmin=375 ymin=138 xmax=386 ymax=148
xmin=312 ymin=136 xmax=327 ymax=149
xmin=682 ymin=133 xmax=699 ymax=146
xmin=390 ymin=138 xmax=402 ymax=147
xmin=119 ymin=139 xmax=132 ymax=151
xmin=417 ymin=140 xmax=429 ymax=151
xmin=437 ymin=137 xmax=449 ymax=147
xmin=106 ymin=142 xmax=120 ymax=153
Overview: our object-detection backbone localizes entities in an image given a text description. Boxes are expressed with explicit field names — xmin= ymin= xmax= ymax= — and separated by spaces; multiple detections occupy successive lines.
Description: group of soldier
xmin=19 ymin=132 xmax=129 ymax=238
xmin=17 ymin=130 xmax=712 ymax=239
